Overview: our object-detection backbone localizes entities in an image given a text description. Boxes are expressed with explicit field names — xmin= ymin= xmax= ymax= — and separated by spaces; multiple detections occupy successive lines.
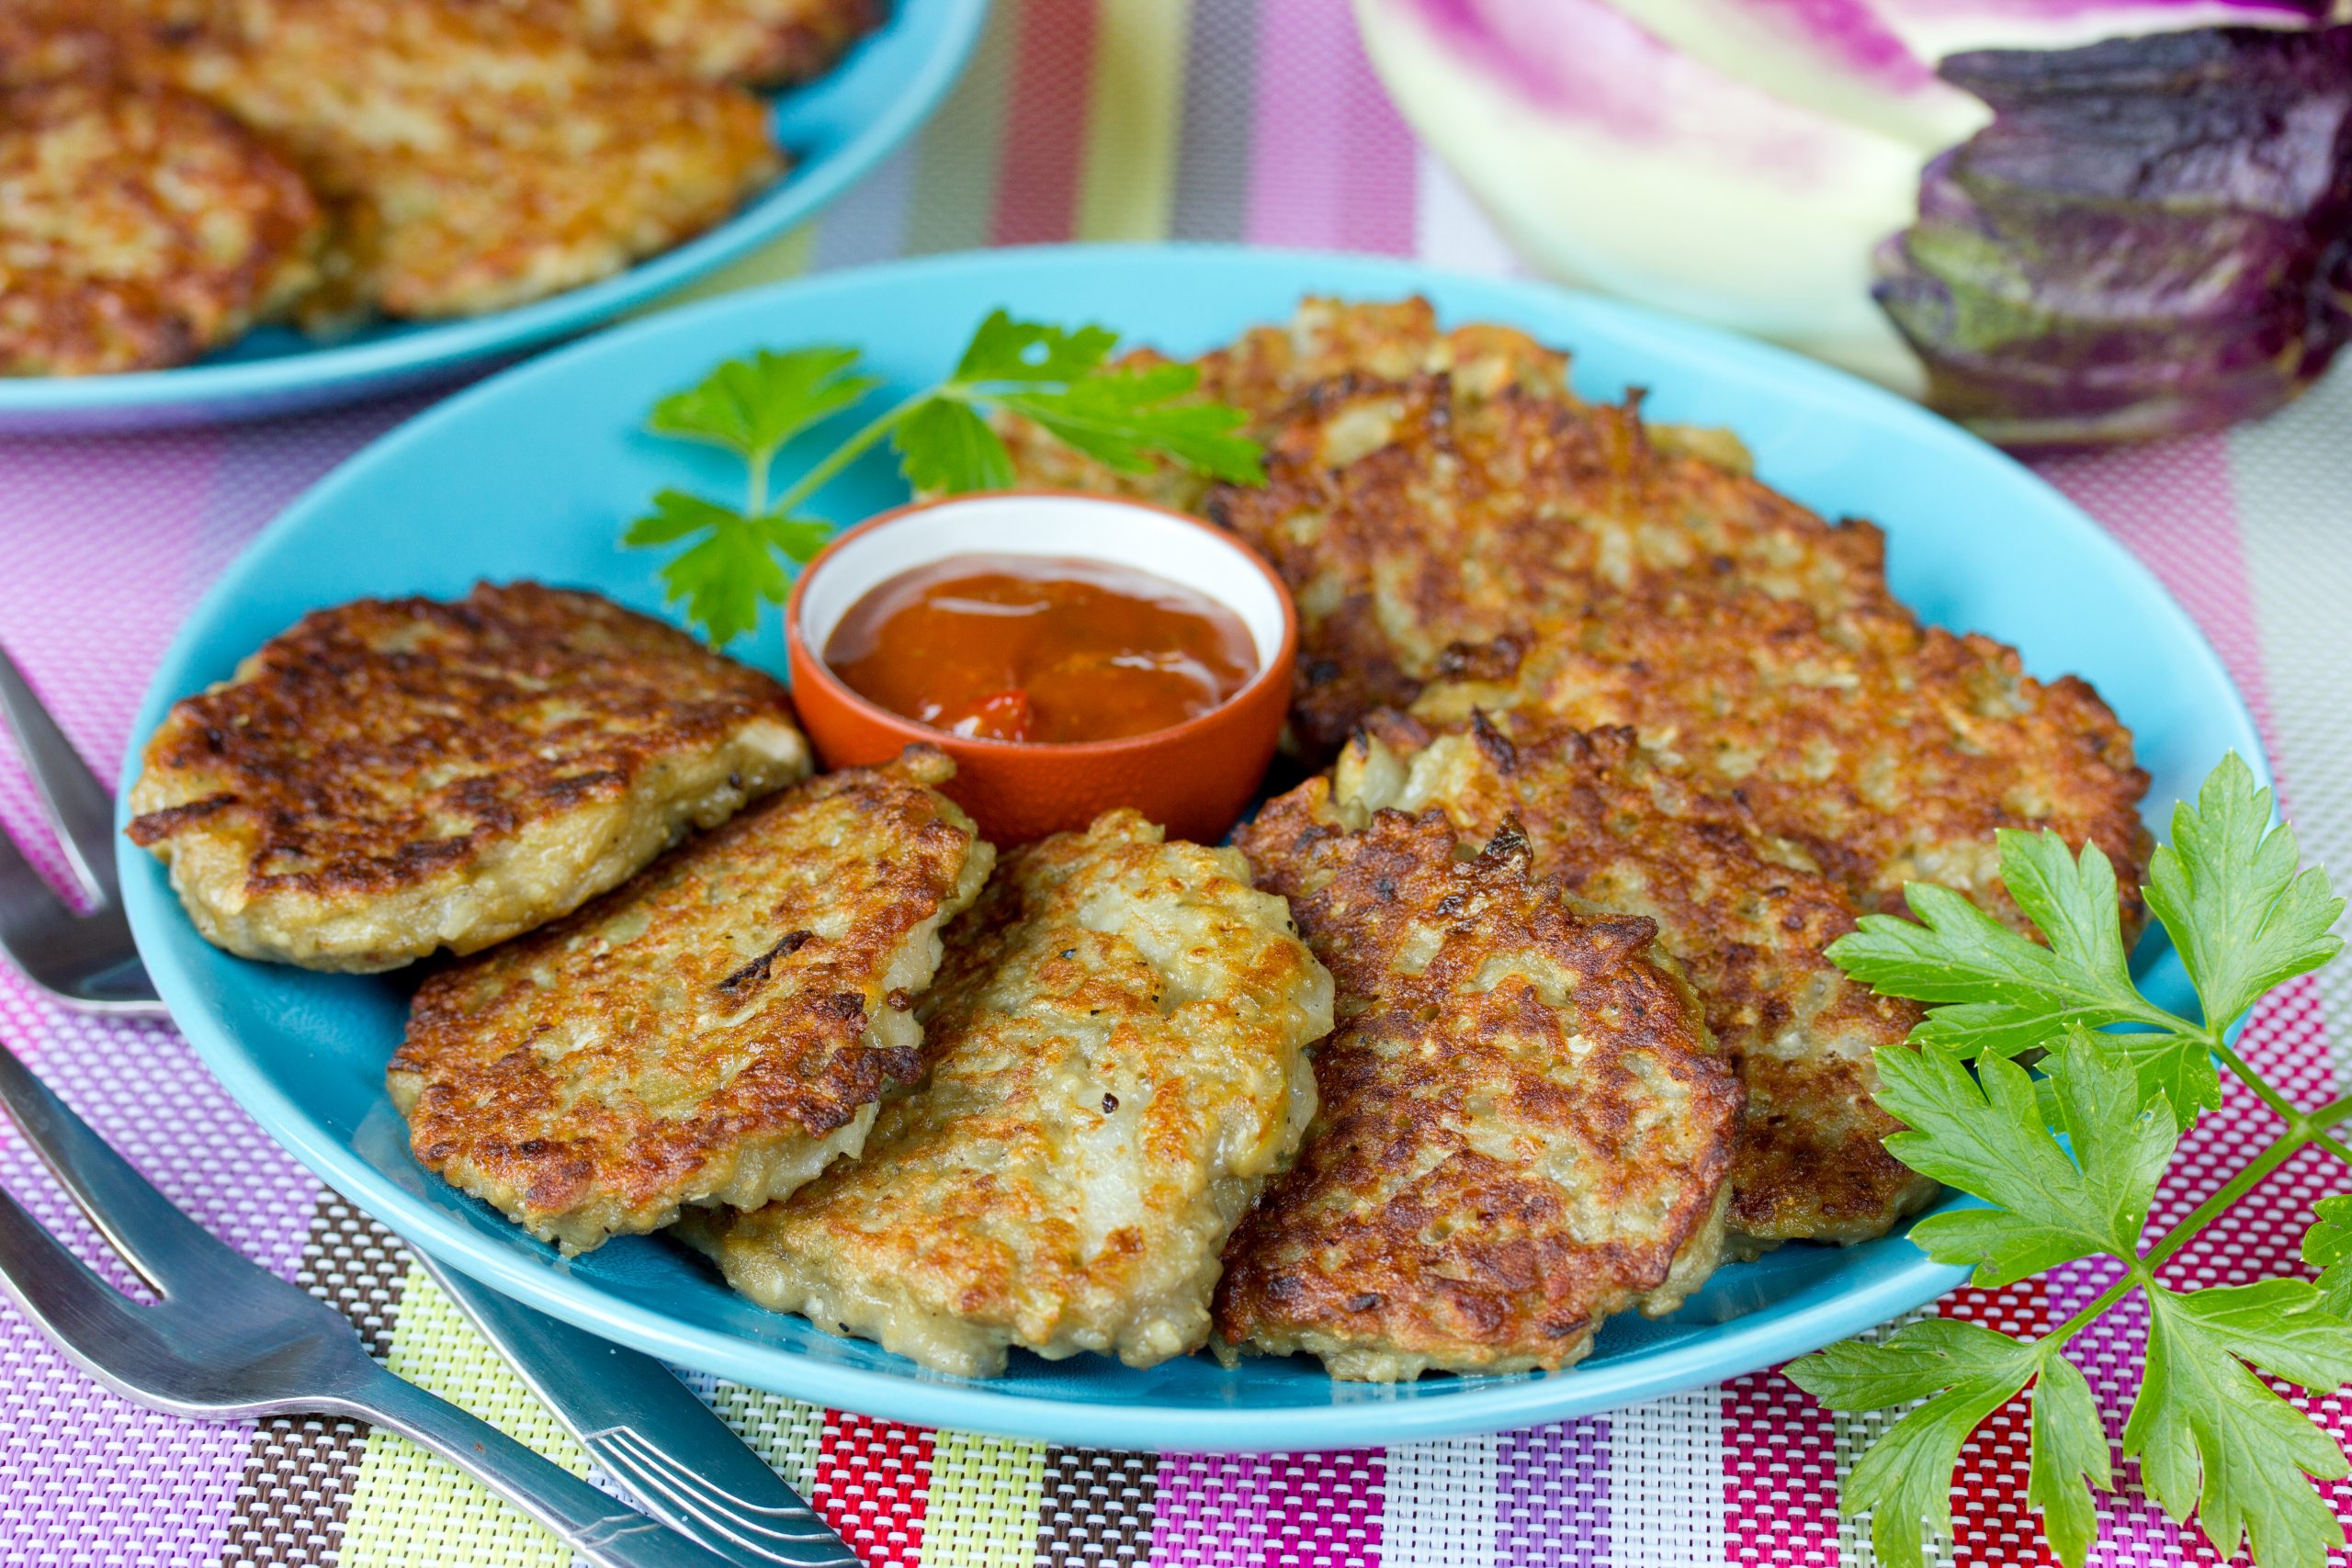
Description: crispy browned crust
xmin=1202 ymin=373 xmax=1900 ymax=759
xmin=138 ymin=0 xmax=781 ymax=320
xmin=0 ymin=70 xmax=322 ymax=375
xmin=389 ymin=749 xmax=992 ymax=1253
xmin=1218 ymin=809 xmax=1740 ymax=1380
xmin=1413 ymin=589 xmax=2154 ymax=936
xmin=506 ymin=0 xmax=884 ymax=86
xmin=1328 ymin=714 xmax=1940 ymax=1248
xmin=127 ymin=582 xmax=811 ymax=969
xmin=686 ymin=811 xmax=1333 ymax=1376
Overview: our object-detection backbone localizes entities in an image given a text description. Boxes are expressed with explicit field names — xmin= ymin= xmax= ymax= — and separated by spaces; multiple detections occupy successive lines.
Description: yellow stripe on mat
xmin=1074 ymin=0 xmax=1193 ymax=242
xmin=921 ymin=1428 xmax=1050 ymax=1568
xmin=335 ymin=1263 xmax=587 ymax=1568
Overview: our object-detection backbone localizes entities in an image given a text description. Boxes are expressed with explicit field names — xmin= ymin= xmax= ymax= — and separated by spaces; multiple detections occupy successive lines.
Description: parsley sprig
xmin=1791 ymin=754 xmax=2352 ymax=1568
xmin=621 ymin=311 xmax=1264 ymax=644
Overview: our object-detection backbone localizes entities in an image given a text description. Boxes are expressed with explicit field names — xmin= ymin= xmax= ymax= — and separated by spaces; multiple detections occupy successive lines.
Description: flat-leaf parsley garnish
xmin=623 ymin=311 xmax=1264 ymax=645
xmin=1790 ymin=754 xmax=2352 ymax=1568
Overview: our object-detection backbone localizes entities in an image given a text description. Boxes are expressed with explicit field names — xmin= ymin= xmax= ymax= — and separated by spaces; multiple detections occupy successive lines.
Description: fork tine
xmin=0 ymin=641 xmax=119 ymax=907
xmin=0 ymin=1174 xmax=183 ymax=1390
xmin=0 ymin=1033 xmax=257 ymax=1298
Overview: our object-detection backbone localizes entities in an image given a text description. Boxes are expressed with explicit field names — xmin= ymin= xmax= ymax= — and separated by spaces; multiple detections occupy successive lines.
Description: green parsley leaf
xmin=624 ymin=312 xmax=1266 ymax=644
xmin=2126 ymin=1280 xmax=2352 ymax=1568
xmin=1789 ymin=1318 xmax=2041 ymax=1568
xmin=625 ymin=491 xmax=826 ymax=647
xmin=1878 ymin=1034 xmax=2172 ymax=1286
xmin=1829 ymin=837 xmax=2148 ymax=1059
xmin=992 ymin=364 xmax=1265 ymax=484
xmin=2145 ymin=753 xmax=2345 ymax=1034
xmin=2301 ymin=1196 xmax=2352 ymax=1317
xmin=952 ymin=310 xmax=1119 ymax=384
xmin=892 ymin=397 xmax=1015 ymax=495
xmin=1827 ymin=829 xmax=2221 ymax=1125
xmin=2028 ymin=1352 xmax=2111 ymax=1568
xmin=647 ymin=346 xmax=876 ymax=467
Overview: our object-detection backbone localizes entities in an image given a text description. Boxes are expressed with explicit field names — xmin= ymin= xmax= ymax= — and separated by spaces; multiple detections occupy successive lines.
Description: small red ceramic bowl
xmin=785 ymin=491 xmax=1299 ymax=846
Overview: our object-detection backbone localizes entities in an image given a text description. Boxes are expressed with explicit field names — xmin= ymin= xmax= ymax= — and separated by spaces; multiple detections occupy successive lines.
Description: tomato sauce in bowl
xmin=821 ymin=553 xmax=1258 ymax=745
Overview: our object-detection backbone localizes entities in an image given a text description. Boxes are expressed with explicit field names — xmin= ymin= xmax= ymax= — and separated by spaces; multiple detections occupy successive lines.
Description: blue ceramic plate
xmin=0 ymin=0 xmax=984 ymax=434
xmin=119 ymin=246 xmax=2266 ymax=1450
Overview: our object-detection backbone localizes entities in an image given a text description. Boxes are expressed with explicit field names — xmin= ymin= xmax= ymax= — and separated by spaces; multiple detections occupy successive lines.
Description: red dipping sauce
xmin=821 ymin=553 xmax=1258 ymax=745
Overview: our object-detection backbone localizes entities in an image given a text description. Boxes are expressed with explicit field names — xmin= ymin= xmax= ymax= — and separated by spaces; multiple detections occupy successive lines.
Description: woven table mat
xmin=4 ymin=2 xmax=2351 ymax=1563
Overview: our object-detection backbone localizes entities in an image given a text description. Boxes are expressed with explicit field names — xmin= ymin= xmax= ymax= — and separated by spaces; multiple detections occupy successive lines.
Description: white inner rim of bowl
xmin=797 ymin=493 xmax=1290 ymax=672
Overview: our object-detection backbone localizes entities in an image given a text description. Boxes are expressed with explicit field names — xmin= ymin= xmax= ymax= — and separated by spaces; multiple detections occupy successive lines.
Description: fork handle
xmin=332 ymin=1359 xmax=742 ymax=1568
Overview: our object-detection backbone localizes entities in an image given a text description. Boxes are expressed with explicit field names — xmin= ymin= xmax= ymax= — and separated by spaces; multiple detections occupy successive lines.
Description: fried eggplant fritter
xmin=0 ymin=64 xmax=321 ymax=375
xmin=128 ymin=583 xmax=811 ymax=972
xmin=995 ymin=297 xmax=1593 ymax=513
xmin=1413 ymin=588 xmax=2153 ymax=935
xmin=1325 ymin=714 xmax=1939 ymax=1249
xmin=141 ymin=0 xmax=780 ymax=319
xmin=1203 ymin=374 xmax=1901 ymax=758
xmin=514 ymin=0 xmax=884 ymax=86
xmin=390 ymin=749 xmax=992 ymax=1254
xmin=1220 ymin=809 xmax=1739 ymax=1380
xmin=687 ymin=810 xmax=1332 ymax=1377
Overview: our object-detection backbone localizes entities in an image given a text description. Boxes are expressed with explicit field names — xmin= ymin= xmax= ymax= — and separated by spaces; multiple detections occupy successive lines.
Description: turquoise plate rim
xmin=118 ymin=244 xmax=2266 ymax=1450
xmin=0 ymin=0 xmax=986 ymax=431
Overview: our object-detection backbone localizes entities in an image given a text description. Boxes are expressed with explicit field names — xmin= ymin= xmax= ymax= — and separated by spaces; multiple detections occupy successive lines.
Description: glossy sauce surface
xmin=822 ymin=553 xmax=1258 ymax=744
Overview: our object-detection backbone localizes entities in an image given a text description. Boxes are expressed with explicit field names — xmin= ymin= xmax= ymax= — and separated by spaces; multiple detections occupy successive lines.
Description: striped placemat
xmin=4 ymin=2 xmax=2350 ymax=1562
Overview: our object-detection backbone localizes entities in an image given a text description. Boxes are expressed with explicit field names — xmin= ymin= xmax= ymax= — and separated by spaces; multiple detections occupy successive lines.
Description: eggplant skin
xmin=1874 ymin=25 xmax=2352 ymax=450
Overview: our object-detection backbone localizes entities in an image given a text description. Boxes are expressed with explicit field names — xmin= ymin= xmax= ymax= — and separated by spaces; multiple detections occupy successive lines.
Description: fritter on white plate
xmin=686 ymin=810 xmax=1333 ymax=1377
xmin=137 ymin=0 xmax=781 ymax=319
xmin=1220 ymin=807 xmax=1739 ymax=1381
xmin=0 ymin=5 xmax=322 ymax=375
xmin=127 ymin=583 xmax=811 ymax=971
xmin=389 ymin=748 xmax=992 ymax=1254
xmin=1325 ymin=713 xmax=1939 ymax=1250
xmin=1412 ymin=587 xmax=2153 ymax=935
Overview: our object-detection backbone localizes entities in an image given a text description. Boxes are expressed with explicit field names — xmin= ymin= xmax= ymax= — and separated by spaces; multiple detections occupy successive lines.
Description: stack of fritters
xmin=689 ymin=810 xmax=1334 ymax=1375
xmin=510 ymin=0 xmax=885 ymax=87
xmin=0 ymin=1 xmax=322 ymax=374
xmin=1204 ymin=374 xmax=1904 ymax=758
xmin=128 ymin=0 xmax=783 ymax=321
xmin=129 ymin=582 xmax=813 ymax=971
xmin=1313 ymin=714 xmax=1940 ymax=1249
xmin=390 ymin=749 xmax=992 ymax=1252
xmin=1006 ymin=297 xmax=2151 ymax=1290
xmin=6 ymin=0 xmax=874 ymax=373
xmin=1220 ymin=807 xmax=1739 ymax=1380
xmin=1409 ymin=590 xmax=2154 ymax=935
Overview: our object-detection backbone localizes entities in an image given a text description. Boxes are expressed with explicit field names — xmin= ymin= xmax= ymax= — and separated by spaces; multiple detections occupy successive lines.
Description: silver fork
xmin=0 ymin=1031 xmax=735 ymax=1568
xmin=0 ymin=647 xmax=857 ymax=1565
xmin=0 ymin=642 xmax=166 ymax=1014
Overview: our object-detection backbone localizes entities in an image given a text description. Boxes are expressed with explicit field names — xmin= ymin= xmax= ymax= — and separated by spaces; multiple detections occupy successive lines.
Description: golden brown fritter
xmin=511 ymin=0 xmax=884 ymax=86
xmin=137 ymin=0 xmax=781 ymax=319
xmin=995 ymin=297 xmax=1589 ymax=512
xmin=1412 ymin=588 xmax=2153 ymax=936
xmin=1202 ymin=373 xmax=1902 ymax=758
xmin=128 ymin=583 xmax=811 ymax=971
xmin=1323 ymin=713 xmax=1939 ymax=1249
xmin=1219 ymin=808 xmax=1739 ymax=1380
xmin=389 ymin=749 xmax=992 ymax=1254
xmin=0 ymin=59 xmax=321 ymax=375
xmin=685 ymin=811 xmax=1333 ymax=1376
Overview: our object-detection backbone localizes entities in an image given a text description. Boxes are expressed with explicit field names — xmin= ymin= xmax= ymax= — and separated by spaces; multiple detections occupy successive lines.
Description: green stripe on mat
xmin=921 ymin=1430 xmax=1050 ymax=1568
xmin=904 ymin=0 xmax=1018 ymax=253
xmin=334 ymin=1263 xmax=588 ymax=1568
